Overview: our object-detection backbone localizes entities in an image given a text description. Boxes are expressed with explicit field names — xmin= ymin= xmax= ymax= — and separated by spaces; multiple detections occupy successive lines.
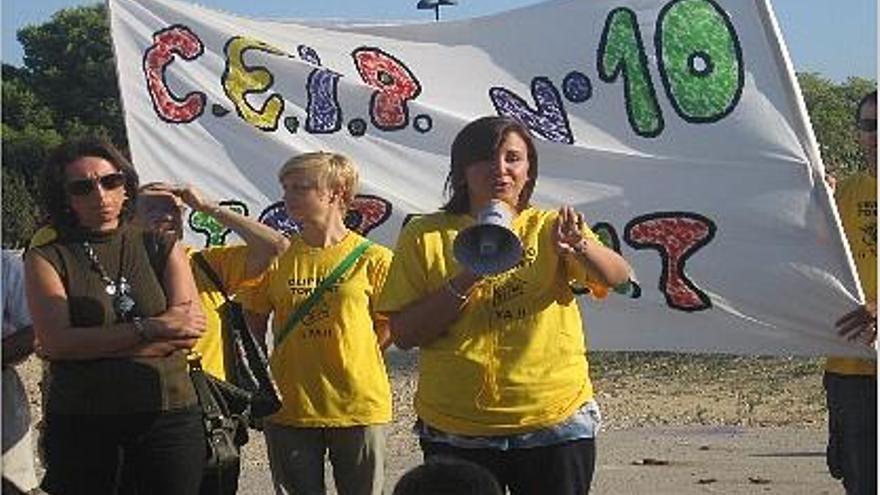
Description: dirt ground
xmin=17 ymin=348 xmax=844 ymax=494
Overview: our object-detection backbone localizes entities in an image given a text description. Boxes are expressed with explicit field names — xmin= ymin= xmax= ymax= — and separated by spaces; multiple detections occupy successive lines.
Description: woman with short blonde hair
xmin=277 ymin=151 xmax=360 ymax=209
xmin=245 ymin=150 xmax=393 ymax=495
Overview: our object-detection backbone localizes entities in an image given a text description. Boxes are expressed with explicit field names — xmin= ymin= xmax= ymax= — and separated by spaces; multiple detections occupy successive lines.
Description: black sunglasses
xmin=66 ymin=172 xmax=127 ymax=196
xmin=857 ymin=118 xmax=877 ymax=132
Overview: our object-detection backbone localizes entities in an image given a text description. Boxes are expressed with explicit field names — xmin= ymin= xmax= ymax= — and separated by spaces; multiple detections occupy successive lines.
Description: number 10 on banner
xmin=598 ymin=0 xmax=744 ymax=138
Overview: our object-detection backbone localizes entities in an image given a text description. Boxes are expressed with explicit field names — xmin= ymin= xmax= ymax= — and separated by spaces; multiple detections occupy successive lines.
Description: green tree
xmin=2 ymin=4 xmax=122 ymax=247
xmin=1 ymin=168 xmax=43 ymax=249
xmin=17 ymin=4 xmax=125 ymax=145
xmin=798 ymin=72 xmax=876 ymax=178
xmin=2 ymin=68 xmax=62 ymax=247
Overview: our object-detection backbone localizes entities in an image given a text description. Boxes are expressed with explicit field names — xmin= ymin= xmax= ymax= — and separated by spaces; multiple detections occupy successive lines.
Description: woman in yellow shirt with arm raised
xmin=241 ymin=152 xmax=392 ymax=495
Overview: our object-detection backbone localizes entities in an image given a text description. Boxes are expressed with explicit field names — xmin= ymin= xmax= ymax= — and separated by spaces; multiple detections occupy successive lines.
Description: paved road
xmin=238 ymin=425 xmax=842 ymax=494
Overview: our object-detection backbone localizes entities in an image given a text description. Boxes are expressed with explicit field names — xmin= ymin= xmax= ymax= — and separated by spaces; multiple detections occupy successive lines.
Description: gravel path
xmin=17 ymin=348 xmax=841 ymax=494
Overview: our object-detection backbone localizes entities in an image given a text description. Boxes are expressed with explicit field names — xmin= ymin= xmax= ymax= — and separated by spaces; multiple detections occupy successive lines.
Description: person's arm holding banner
xmin=822 ymin=89 xmax=877 ymax=495
xmin=836 ymin=302 xmax=877 ymax=344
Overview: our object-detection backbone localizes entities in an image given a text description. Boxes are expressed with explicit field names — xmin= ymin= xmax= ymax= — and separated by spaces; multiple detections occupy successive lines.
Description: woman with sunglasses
xmin=24 ymin=137 xmax=207 ymax=494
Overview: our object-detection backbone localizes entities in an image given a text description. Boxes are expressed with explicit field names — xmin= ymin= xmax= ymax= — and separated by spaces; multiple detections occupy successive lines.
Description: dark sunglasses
xmin=857 ymin=118 xmax=877 ymax=132
xmin=66 ymin=172 xmax=127 ymax=196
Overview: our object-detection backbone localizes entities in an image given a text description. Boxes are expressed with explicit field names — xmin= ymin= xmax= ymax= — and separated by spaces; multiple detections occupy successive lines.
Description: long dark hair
xmin=441 ymin=116 xmax=538 ymax=214
xmin=41 ymin=137 xmax=139 ymax=231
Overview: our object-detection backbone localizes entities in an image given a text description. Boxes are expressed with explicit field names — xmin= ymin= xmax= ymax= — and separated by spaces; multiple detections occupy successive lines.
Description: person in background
xmin=241 ymin=151 xmax=393 ymax=495
xmin=2 ymin=250 xmax=41 ymax=495
xmin=135 ymin=182 xmax=289 ymax=381
xmin=25 ymin=137 xmax=207 ymax=494
xmin=376 ymin=116 xmax=631 ymax=495
xmin=825 ymin=89 xmax=877 ymax=495
xmin=133 ymin=182 xmax=288 ymax=495
xmin=392 ymin=457 xmax=502 ymax=495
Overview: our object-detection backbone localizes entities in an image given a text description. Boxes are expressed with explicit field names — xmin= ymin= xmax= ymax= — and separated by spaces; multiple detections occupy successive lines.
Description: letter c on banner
xmin=143 ymin=25 xmax=206 ymax=123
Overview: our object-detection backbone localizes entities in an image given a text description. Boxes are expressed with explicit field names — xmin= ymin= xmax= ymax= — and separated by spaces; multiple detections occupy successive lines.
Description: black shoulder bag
xmin=141 ymin=231 xmax=248 ymax=493
xmin=190 ymin=252 xmax=282 ymax=418
xmin=188 ymin=353 xmax=248 ymax=494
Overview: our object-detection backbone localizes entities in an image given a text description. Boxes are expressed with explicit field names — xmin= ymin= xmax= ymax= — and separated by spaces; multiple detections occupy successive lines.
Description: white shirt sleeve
xmin=2 ymin=250 xmax=33 ymax=338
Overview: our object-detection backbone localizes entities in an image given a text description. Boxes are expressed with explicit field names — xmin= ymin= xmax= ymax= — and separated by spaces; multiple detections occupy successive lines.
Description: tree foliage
xmin=2 ymin=168 xmax=43 ymax=249
xmin=2 ymin=5 xmax=123 ymax=248
xmin=797 ymin=72 xmax=876 ymax=177
xmin=17 ymin=4 xmax=125 ymax=144
xmin=0 ymin=5 xmax=876 ymax=248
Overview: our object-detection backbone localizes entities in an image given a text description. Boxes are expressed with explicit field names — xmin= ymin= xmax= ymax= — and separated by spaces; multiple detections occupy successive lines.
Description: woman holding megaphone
xmin=377 ymin=116 xmax=631 ymax=495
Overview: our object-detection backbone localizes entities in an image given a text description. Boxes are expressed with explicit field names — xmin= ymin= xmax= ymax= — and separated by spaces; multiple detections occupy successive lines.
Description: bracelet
xmin=132 ymin=317 xmax=151 ymax=343
xmin=444 ymin=279 xmax=469 ymax=302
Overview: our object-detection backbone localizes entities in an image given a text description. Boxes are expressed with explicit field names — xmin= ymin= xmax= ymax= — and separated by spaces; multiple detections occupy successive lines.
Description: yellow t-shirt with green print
xmin=376 ymin=207 xmax=611 ymax=436
xmin=240 ymin=231 xmax=393 ymax=427
xmin=826 ymin=173 xmax=877 ymax=376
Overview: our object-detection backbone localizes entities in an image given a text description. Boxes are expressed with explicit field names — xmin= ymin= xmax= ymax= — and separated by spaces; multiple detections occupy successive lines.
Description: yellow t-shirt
xmin=241 ymin=231 xmax=393 ymax=427
xmin=28 ymin=225 xmax=58 ymax=249
xmin=826 ymin=173 xmax=877 ymax=376
xmin=188 ymin=245 xmax=254 ymax=380
xmin=376 ymin=207 xmax=610 ymax=436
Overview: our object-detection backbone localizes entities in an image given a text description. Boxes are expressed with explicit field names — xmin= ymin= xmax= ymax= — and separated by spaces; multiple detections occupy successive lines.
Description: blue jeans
xmin=824 ymin=372 xmax=877 ymax=495
xmin=41 ymin=407 xmax=205 ymax=495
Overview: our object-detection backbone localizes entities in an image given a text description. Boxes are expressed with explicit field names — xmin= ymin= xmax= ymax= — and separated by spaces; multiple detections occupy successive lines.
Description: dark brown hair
xmin=392 ymin=457 xmax=502 ymax=495
xmin=441 ymin=116 xmax=538 ymax=214
xmin=41 ymin=137 xmax=139 ymax=231
xmin=855 ymin=90 xmax=877 ymax=123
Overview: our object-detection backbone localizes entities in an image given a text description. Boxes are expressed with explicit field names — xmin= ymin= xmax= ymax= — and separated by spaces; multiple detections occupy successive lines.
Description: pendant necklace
xmin=82 ymin=237 xmax=136 ymax=318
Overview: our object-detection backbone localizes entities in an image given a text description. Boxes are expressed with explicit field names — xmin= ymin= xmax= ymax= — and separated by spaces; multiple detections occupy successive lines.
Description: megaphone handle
xmin=445 ymin=279 xmax=469 ymax=302
xmin=445 ymin=271 xmax=484 ymax=303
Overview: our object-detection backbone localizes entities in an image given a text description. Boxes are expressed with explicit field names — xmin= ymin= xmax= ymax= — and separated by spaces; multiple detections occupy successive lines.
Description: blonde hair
xmin=278 ymin=151 xmax=359 ymax=207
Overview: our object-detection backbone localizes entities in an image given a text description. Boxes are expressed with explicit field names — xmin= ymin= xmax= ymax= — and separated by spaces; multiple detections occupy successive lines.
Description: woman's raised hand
xmin=553 ymin=205 xmax=589 ymax=255
xmin=173 ymin=184 xmax=212 ymax=213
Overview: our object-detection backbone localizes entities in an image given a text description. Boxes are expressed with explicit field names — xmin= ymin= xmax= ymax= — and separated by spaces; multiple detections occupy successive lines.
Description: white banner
xmin=109 ymin=0 xmax=871 ymax=357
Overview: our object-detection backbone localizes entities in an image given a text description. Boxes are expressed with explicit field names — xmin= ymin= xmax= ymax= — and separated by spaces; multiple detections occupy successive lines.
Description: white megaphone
xmin=453 ymin=200 xmax=524 ymax=276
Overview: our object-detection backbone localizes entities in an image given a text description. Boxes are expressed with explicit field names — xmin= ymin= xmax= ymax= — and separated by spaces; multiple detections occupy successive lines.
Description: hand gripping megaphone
xmin=453 ymin=200 xmax=524 ymax=276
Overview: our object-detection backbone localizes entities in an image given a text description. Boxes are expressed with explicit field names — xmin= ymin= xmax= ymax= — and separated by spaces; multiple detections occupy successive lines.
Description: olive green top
xmin=29 ymin=224 xmax=197 ymax=415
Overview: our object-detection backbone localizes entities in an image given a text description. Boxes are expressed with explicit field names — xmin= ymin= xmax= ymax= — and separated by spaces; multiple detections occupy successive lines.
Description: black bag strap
xmin=190 ymin=357 xmax=226 ymax=421
xmin=192 ymin=251 xmax=230 ymax=301
xmin=191 ymin=250 xmax=283 ymax=419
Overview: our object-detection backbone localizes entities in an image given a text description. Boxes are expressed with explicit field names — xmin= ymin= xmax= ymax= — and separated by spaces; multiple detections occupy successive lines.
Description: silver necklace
xmin=82 ymin=240 xmax=136 ymax=318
